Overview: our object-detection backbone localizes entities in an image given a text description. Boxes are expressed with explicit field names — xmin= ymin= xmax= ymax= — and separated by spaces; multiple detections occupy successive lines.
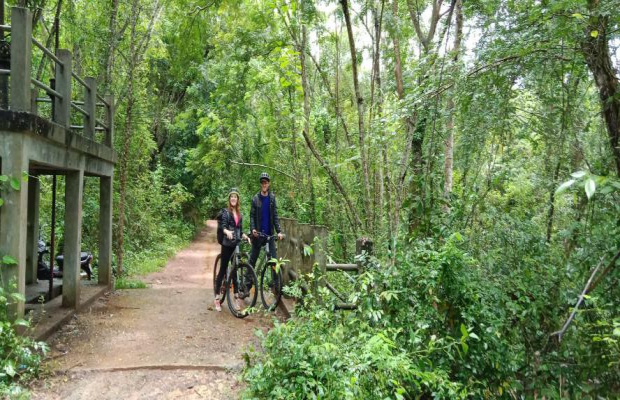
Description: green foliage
xmin=115 ymin=278 xmax=148 ymax=290
xmin=0 ymin=176 xmax=48 ymax=396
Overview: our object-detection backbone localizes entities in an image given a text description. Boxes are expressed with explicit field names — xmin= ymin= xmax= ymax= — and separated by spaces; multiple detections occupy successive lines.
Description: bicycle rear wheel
xmin=260 ymin=261 xmax=282 ymax=311
xmin=212 ymin=253 xmax=226 ymax=302
xmin=226 ymin=262 xmax=258 ymax=318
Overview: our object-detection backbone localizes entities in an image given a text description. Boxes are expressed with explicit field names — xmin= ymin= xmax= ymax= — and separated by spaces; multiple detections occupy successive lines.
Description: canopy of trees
xmin=7 ymin=0 xmax=620 ymax=397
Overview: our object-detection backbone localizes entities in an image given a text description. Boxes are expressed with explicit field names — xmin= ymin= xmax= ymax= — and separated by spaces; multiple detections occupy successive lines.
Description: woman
xmin=214 ymin=188 xmax=250 ymax=312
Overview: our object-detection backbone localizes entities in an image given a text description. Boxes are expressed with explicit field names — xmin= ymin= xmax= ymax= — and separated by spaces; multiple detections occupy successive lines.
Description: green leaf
xmin=461 ymin=341 xmax=469 ymax=355
xmin=0 ymin=198 xmax=3 ymax=207
xmin=591 ymin=30 xmax=599 ymax=38
xmin=460 ymin=323 xmax=468 ymax=338
xmin=555 ymin=179 xmax=575 ymax=195
xmin=469 ymin=332 xmax=480 ymax=340
xmin=571 ymin=171 xmax=586 ymax=179
xmin=4 ymin=362 xmax=16 ymax=377
xmin=14 ymin=318 xmax=30 ymax=327
xmin=10 ymin=177 xmax=20 ymax=191
xmin=571 ymin=13 xmax=584 ymax=19
xmin=585 ymin=178 xmax=596 ymax=199
xmin=2 ymin=255 xmax=18 ymax=265
xmin=0 ymin=175 xmax=7 ymax=182
xmin=10 ymin=292 xmax=25 ymax=302
xmin=22 ymin=171 xmax=29 ymax=182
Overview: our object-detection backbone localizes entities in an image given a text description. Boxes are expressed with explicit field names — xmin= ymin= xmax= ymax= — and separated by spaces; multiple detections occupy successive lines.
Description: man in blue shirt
xmin=249 ymin=172 xmax=283 ymax=269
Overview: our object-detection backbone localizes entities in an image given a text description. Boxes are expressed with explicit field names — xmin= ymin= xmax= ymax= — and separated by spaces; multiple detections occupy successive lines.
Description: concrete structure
xmin=0 ymin=7 xmax=116 ymax=319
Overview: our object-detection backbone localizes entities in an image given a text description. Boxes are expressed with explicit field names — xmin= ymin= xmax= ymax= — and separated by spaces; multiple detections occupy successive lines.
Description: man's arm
xmin=272 ymin=194 xmax=281 ymax=234
xmin=250 ymin=195 xmax=257 ymax=233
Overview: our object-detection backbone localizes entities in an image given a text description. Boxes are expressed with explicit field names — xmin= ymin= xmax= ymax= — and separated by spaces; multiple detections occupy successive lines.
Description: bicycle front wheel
xmin=212 ymin=253 xmax=226 ymax=302
xmin=260 ymin=261 xmax=282 ymax=311
xmin=226 ymin=262 xmax=258 ymax=318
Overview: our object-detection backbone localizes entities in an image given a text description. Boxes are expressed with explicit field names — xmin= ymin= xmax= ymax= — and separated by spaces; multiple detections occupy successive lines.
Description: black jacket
xmin=250 ymin=191 xmax=281 ymax=235
xmin=221 ymin=209 xmax=244 ymax=248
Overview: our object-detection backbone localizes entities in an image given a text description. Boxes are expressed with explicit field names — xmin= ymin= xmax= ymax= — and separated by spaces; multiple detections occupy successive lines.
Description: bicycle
xmin=212 ymin=239 xmax=258 ymax=318
xmin=253 ymin=232 xmax=285 ymax=311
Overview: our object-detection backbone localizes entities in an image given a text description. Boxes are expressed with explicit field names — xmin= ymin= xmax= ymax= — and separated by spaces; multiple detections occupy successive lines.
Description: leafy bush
xmin=0 ymin=280 xmax=49 ymax=397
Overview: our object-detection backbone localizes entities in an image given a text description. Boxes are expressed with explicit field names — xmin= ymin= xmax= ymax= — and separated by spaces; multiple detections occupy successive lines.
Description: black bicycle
xmin=212 ymin=240 xmax=258 ymax=318
xmin=254 ymin=232 xmax=284 ymax=311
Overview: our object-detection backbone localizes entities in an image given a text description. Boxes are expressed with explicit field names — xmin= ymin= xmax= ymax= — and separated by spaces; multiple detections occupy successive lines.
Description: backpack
xmin=216 ymin=208 xmax=227 ymax=245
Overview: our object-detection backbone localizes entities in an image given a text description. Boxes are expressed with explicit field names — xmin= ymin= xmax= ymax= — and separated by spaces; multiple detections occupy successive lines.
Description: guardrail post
xmin=104 ymin=94 xmax=114 ymax=146
xmin=54 ymin=49 xmax=71 ymax=127
xmin=84 ymin=77 xmax=96 ymax=139
xmin=9 ymin=7 xmax=31 ymax=111
xmin=30 ymin=87 xmax=37 ymax=114
xmin=355 ymin=237 xmax=373 ymax=274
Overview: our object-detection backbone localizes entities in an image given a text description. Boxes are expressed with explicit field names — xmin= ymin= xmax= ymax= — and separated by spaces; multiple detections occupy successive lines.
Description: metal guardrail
xmin=326 ymin=263 xmax=358 ymax=271
xmin=32 ymin=78 xmax=63 ymax=100
xmin=35 ymin=97 xmax=107 ymax=107
xmin=71 ymin=102 xmax=88 ymax=117
xmin=2 ymin=7 xmax=114 ymax=147
xmin=96 ymin=93 xmax=109 ymax=107
xmin=71 ymin=71 xmax=89 ymax=90
xmin=31 ymin=38 xmax=65 ymax=67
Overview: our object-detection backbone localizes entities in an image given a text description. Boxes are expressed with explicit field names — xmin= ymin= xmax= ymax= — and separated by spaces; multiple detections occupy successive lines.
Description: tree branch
xmin=551 ymin=248 xmax=620 ymax=342
xmin=230 ymin=160 xmax=296 ymax=180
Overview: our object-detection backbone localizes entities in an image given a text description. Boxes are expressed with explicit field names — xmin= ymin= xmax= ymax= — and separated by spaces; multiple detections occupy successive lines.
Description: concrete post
xmin=9 ymin=7 xmax=32 ymax=112
xmin=62 ymin=170 xmax=84 ymax=308
xmin=54 ymin=50 xmax=72 ymax=127
xmin=0 ymin=136 xmax=28 ymax=319
xmin=84 ymin=77 xmax=96 ymax=139
xmin=104 ymin=94 xmax=114 ymax=147
xmin=98 ymin=176 xmax=113 ymax=287
xmin=26 ymin=176 xmax=40 ymax=284
xmin=355 ymin=238 xmax=373 ymax=274
xmin=30 ymin=88 xmax=38 ymax=114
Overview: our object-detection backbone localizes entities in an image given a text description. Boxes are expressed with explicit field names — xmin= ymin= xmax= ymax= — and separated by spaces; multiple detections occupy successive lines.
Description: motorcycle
xmin=37 ymin=239 xmax=60 ymax=280
xmin=55 ymin=251 xmax=94 ymax=281
xmin=37 ymin=239 xmax=94 ymax=281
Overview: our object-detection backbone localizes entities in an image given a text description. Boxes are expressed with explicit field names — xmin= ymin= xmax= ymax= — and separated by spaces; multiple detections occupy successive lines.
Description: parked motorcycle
xmin=55 ymin=251 xmax=94 ymax=280
xmin=37 ymin=239 xmax=61 ymax=280
xmin=37 ymin=239 xmax=94 ymax=281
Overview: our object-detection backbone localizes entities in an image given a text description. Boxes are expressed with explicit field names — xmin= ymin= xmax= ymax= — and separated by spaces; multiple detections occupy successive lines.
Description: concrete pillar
xmin=0 ymin=136 xmax=28 ymax=319
xmin=26 ymin=176 xmax=40 ymax=284
xmin=9 ymin=7 xmax=32 ymax=112
xmin=62 ymin=170 xmax=84 ymax=308
xmin=84 ymin=77 xmax=96 ymax=139
xmin=54 ymin=50 xmax=72 ymax=127
xmin=98 ymin=176 xmax=113 ymax=287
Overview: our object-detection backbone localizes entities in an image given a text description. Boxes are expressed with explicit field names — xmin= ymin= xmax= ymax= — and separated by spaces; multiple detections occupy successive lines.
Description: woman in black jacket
xmin=214 ymin=188 xmax=250 ymax=312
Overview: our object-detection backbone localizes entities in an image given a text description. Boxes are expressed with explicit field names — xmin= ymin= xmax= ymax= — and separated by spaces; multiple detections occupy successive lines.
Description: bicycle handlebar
xmin=254 ymin=232 xmax=285 ymax=241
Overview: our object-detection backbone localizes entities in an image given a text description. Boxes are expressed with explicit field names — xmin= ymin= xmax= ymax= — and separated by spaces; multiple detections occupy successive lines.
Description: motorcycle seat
xmin=55 ymin=253 xmax=91 ymax=263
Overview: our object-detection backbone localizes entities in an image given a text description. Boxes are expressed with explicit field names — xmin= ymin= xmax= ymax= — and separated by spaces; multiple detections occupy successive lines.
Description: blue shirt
xmin=260 ymin=193 xmax=271 ymax=234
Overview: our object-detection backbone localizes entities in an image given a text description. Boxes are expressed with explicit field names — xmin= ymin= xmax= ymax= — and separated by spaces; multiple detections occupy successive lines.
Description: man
xmin=249 ymin=172 xmax=284 ymax=268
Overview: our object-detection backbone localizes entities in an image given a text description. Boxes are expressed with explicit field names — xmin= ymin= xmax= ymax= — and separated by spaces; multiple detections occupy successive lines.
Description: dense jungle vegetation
xmin=1 ymin=0 xmax=620 ymax=397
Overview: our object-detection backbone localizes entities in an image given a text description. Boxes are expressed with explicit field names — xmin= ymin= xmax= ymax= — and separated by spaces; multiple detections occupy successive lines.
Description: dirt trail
xmin=29 ymin=221 xmax=272 ymax=399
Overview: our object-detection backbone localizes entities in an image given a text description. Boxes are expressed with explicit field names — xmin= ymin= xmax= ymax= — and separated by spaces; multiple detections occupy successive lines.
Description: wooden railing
xmin=0 ymin=7 xmax=114 ymax=147
xmin=278 ymin=217 xmax=373 ymax=311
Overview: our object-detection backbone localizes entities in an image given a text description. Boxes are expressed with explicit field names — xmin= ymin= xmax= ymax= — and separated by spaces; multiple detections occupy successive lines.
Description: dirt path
xmin=29 ymin=221 xmax=272 ymax=399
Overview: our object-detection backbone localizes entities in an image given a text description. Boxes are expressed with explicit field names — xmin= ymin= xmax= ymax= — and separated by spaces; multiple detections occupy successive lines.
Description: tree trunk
xmin=116 ymin=0 xmax=140 ymax=276
xmin=340 ymin=0 xmax=372 ymax=232
xmin=581 ymin=0 xmax=620 ymax=175
xmin=103 ymin=0 xmax=120 ymax=93
xmin=300 ymin=22 xmax=362 ymax=233
xmin=442 ymin=0 xmax=462 ymax=207
xmin=389 ymin=0 xmax=417 ymax=237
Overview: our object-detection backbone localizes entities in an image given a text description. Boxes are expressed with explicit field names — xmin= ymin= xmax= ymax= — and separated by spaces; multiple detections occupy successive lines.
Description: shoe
xmin=214 ymin=298 xmax=222 ymax=312
xmin=235 ymin=297 xmax=244 ymax=311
